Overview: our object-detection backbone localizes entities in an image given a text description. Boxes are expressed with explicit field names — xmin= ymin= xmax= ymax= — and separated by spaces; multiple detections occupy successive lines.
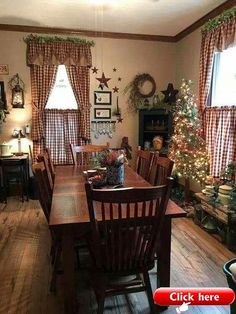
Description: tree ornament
xmin=161 ymin=83 xmax=178 ymax=104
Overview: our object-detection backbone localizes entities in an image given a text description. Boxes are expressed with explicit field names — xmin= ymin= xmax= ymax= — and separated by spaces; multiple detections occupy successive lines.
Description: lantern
xmin=9 ymin=74 xmax=25 ymax=108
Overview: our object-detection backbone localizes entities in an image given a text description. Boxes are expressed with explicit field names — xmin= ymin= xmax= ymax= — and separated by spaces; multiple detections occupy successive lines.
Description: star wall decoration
xmin=113 ymin=68 xmax=117 ymax=72
xmin=161 ymin=83 xmax=179 ymax=103
xmin=117 ymin=115 xmax=123 ymax=123
xmin=118 ymin=77 xmax=122 ymax=81
xmin=113 ymin=86 xmax=119 ymax=93
xmin=91 ymin=67 xmax=98 ymax=74
xmin=96 ymin=72 xmax=111 ymax=89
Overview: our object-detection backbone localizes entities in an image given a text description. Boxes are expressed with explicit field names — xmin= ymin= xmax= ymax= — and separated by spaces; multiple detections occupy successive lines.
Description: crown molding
xmin=174 ymin=0 xmax=236 ymax=42
xmin=0 ymin=24 xmax=175 ymax=42
xmin=0 ymin=0 xmax=235 ymax=43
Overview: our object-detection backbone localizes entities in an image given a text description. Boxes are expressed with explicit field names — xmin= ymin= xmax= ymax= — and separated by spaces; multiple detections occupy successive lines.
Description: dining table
xmin=49 ymin=165 xmax=186 ymax=314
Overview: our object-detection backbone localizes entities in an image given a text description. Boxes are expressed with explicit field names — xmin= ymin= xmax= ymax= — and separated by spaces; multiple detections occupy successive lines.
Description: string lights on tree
xmin=169 ymin=79 xmax=209 ymax=201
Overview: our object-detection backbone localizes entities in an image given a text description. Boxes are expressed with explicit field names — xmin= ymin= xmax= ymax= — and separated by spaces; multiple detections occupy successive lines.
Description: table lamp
xmin=12 ymin=128 xmax=25 ymax=156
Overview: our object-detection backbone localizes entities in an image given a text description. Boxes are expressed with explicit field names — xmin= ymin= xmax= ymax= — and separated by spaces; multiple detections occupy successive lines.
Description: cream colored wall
xmin=176 ymin=29 xmax=201 ymax=100
xmin=90 ymin=38 xmax=176 ymax=156
xmin=175 ymin=28 xmax=203 ymax=192
xmin=0 ymin=31 xmax=32 ymax=153
xmin=0 ymin=31 xmax=176 ymax=160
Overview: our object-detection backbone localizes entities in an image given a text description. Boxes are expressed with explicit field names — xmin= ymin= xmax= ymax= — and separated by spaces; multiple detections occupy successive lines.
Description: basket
xmin=223 ymin=258 xmax=236 ymax=314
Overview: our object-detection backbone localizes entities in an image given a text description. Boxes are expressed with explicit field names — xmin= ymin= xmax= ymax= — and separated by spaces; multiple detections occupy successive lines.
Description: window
xmin=46 ymin=65 xmax=78 ymax=109
xmin=209 ymin=46 xmax=236 ymax=107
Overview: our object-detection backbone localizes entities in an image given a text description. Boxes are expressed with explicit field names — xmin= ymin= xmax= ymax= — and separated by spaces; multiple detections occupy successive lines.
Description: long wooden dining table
xmin=49 ymin=165 xmax=186 ymax=314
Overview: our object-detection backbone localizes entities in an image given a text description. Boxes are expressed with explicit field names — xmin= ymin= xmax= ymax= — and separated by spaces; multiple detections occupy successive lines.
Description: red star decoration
xmin=96 ymin=72 xmax=111 ymax=88
xmin=117 ymin=116 xmax=123 ymax=123
xmin=113 ymin=68 xmax=117 ymax=72
xmin=113 ymin=86 xmax=119 ymax=93
xmin=118 ymin=77 xmax=122 ymax=81
xmin=91 ymin=67 xmax=98 ymax=74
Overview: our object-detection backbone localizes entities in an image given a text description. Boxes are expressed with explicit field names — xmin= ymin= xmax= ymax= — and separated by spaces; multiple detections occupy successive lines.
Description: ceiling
xmin=0 ymin=0 xmax=228 ymax=37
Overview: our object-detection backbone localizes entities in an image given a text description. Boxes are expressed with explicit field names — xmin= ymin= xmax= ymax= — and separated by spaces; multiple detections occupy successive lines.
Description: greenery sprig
xmin=202 ymin=7 xmax=236 ymax=34
xmin=24 ymin=34 xmax=95 ymax=46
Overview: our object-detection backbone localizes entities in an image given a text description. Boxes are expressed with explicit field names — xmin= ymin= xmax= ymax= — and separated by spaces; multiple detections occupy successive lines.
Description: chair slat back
xmin=148 ymin=155 xmax=174 ymax=186
xmin=135 ymin=147 xmax=154 ymax=180
xmin=37 ymin=153 xmax=54 ymax=191
xmin=32 ymin=162 xmax=52 ymax=222
xmin=85 ymin=179 xmax=173 ymax=273
xmin=29 ymin=144 xmax=33 ymax=161
xmin=70 ymin=143 xmax=109 ymax=166
xmin=45 ymin=147 xmax=55 ymax=182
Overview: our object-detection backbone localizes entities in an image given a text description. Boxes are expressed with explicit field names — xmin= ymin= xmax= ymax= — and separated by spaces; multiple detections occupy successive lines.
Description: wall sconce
xmin=12 ymin=128 xmax=25 ymax=156
xmin=8 ymin=74 xmax=25 ymax=108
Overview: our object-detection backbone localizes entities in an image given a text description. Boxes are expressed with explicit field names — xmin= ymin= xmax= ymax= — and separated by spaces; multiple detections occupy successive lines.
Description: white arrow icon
xmin=176 ymin=302 xmax=191 ymax=313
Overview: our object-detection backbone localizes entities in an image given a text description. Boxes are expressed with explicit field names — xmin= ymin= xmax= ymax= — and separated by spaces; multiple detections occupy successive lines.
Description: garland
xmin=124 ymin=73 xmax=156 ymax=112
xmin=24 ymin=34 xmax=95 ymax=46
xmin=202 ymin=7 xmax=236 ymax=33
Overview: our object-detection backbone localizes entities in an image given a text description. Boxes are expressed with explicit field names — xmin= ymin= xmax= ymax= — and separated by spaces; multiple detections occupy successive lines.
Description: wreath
xmin=124 ymin=73 xmax=156 ymax=112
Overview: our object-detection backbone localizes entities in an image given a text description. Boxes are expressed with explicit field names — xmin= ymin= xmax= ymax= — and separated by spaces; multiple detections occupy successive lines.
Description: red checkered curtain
xmin=30 ymin=65 xmax=57 ymax=157
xmin=67 ymin=66 xmax=91 ymax=141
xmin=27 ymin=41 xmax=92 ymax=158
xmin=45 ymin=109 xmax=83 ymax=164
xmin=204 ymin=107 xmax=236 ymax=177
xmin=199 ymin=15 xmax=236 ymax=113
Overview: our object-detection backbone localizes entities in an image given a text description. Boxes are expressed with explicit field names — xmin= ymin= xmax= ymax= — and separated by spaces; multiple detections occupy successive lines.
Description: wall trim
xmin=175 ymin=0 xmax=236 ymax=41
xmin=0 ymin=24 xmax=175 ymax=43
xmin=0 ymin=0 xmax=235 ymax=43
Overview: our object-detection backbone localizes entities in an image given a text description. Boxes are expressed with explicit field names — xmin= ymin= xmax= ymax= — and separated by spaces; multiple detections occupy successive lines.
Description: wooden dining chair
xmin=45 ymin=147 xmax=56 ymax=182
xmin=32 ymin=162 xmax=60 ymax=292
xmin=69 ymin=142 xmax=109 ymax=166
xmin=28 ymin=144 xmax=33 ymax=161
xmin=85 ymin=179 xmax=173 ymax=314
xmin=32 ymin=162 xmax=52 ymax=221
xmin=37 ymin=153 xmax=54 ymax=193
xmin=148 ymin=155 xmax=174 ymax=186
xmin=135 ymin=146 xmax=154 ymax=180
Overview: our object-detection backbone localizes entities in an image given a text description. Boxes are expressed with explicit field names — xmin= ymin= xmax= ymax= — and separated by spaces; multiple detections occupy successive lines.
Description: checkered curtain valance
xmin=27 ymin=42 xmax=92 ymax=67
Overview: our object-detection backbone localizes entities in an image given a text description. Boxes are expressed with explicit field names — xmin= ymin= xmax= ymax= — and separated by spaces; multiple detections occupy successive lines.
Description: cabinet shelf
xmin=144 ymin=130 xmax=168 ymax=134
xmin=139 ymin=109 xmax=173 ymax=155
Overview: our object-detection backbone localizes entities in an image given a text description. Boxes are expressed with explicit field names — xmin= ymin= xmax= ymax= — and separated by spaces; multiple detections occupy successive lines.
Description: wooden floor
xmin=0 ymin=197 xmax=235 ymax=314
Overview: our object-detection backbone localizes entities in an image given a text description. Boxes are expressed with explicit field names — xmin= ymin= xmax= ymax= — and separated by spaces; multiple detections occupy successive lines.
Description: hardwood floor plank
xmin=0 ymin=199 xmax=234 ymax=313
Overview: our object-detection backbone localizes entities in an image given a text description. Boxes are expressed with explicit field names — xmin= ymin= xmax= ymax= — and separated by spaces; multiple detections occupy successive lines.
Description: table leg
xmin=62 ymin=235 xmax=78 ymax=314
xmin=157 ymin=217 xmax=171 ymax=288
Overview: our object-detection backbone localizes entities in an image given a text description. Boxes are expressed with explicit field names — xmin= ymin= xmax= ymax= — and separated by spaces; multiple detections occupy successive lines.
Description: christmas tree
xmin=169 ymin=79 xmax=209 ymax=199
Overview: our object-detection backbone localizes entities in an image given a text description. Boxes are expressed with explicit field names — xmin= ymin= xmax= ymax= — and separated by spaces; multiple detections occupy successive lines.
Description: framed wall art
xmin=94 ymin=108 xmax=111 ymax=119
xmin=94 ymin=91 xmax=112 ymax=105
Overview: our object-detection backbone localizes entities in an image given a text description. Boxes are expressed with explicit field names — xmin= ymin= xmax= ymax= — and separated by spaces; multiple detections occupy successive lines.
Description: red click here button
xmin=153 ymin=288 xmax=235 ymax=306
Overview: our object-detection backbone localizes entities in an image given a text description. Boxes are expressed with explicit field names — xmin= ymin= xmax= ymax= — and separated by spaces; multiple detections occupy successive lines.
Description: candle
xmin=116 ymin=96 xmax=120 ymax=114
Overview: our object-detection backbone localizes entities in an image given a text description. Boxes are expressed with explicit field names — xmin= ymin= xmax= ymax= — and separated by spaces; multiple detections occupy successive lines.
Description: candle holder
xmin=112 ymin=96 xmax=123 ymax=123
xmin=12 ymin=128 xmax=25 ymax=155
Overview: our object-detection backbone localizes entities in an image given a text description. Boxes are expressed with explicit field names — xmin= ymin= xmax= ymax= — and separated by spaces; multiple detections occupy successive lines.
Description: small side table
xmin=195 ymin=192 xmax=236 ymax=250
xmin=0 ymin=154 xmax=29 ymax=202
